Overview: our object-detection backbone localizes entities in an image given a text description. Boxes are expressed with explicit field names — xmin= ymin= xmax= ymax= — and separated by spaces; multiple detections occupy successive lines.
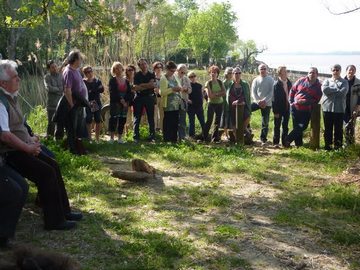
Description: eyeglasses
xmin=234 ymin=72 xmax=241 ymax=75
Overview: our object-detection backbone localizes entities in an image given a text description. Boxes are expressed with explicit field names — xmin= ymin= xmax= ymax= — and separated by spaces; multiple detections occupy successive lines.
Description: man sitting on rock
xmin=0 ymin=59 xmax=82 ymax=231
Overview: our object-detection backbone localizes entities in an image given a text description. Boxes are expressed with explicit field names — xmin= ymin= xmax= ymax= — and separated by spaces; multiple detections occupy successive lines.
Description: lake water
xmin=257 ymin=53 xmax=360 ymax=76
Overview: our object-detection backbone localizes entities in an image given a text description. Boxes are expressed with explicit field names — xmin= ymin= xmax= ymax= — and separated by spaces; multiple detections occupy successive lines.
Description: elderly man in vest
xmin=0 ymin=59 xmax=82 ymax=230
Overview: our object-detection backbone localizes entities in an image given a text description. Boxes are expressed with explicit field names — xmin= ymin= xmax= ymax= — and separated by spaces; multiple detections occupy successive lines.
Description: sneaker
xmin=109 ymin=138 xmax=114 ymax=144
xmin=118 ymin=138 xmax=125 ymax=144
xmin=273 ymin=144 xmax=280 ymax=148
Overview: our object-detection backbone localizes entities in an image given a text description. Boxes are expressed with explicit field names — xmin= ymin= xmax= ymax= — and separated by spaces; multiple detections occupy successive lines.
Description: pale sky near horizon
xmin=194 ymin=0 xmax=360 ymax=54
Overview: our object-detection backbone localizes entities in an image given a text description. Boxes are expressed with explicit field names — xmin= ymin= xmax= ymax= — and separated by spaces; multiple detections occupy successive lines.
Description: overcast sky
xmin=196 ymin=0 xmax=360 ymax=54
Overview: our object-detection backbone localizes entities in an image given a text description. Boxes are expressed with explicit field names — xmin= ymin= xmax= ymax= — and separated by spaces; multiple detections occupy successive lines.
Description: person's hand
xmin=182 ymin=87 xmax=188 ymax=93
xmin=187 ymin=100 xmax=192 ymax=104
xmin=154 ymin=87 xmax=160 ymax=94
xmin=355 ymin=105 xmax=360 ymax=113
xmin=26 ymin=142 xmax=41 ymax=156
xmin=120 ymin=99 xmax=126 ymax=106
xmin=173 ymin=86 xmax=181 ymax=92
xmin=274 ymin=113 xmax=280 ymax=118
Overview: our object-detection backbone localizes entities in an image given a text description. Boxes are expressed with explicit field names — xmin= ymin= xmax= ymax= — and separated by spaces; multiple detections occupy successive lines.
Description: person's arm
xmin=97 ymin=79 xmax=105 ymax=94
xmin=0 ymin=131 xmax=41 ymax=156
xmin=0 ymin=103 xmax=41 ymax=155
xmin=44 ymin=74 xmax=61 ymax=93
xmin=251 ymin=78 xmax=260 ymax=103
xmin=272 ymin=83 xmax=280 ymax=115
xmin=63 ymin=71 xmax=74 ymax=108
xmin=263 ymin=78 xmax=274 ymax=105
xmin=321 ymin=79 xmax=337 ymax=96
xmin=134 ymin=73 xmax=155 ymax=91
xmin=289 ymin=80 xmax=298 ymax=105
xmin=217 ymin=80 xmax=226 ymax=97
xmin=205 ymin=81 xmax=216 ymax=99
xmin=160 ymin=76 xmax=181 ymax=97
xmin=337 ymin=80 xmax=349 ymax=97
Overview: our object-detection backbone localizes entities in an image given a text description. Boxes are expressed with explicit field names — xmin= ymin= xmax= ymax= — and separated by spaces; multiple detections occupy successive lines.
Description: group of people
xmin=44 ymin=52 xmax=360 ymax=151
xmin=0 ymin=59 xmax=83 ymax=250
xmin=1 ymin=50 xmax=360 ymax=249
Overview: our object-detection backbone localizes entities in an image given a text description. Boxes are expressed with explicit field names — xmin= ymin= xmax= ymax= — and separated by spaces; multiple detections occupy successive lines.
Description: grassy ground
xmin=5 ymin=106 xmax=360 ymax=270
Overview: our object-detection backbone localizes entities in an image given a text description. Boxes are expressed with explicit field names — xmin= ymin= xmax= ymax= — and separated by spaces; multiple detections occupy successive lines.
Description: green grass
xmin=11 ymin=105 xmax=360 ymax=269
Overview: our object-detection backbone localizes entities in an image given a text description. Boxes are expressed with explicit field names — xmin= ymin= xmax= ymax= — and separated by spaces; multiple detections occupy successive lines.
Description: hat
xmin=331 ymin=64 xmax=341 ymax=71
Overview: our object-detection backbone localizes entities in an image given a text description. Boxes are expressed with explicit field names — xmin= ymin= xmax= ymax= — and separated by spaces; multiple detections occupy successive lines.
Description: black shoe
xmin=283 ymin=141 xmax=291 ymax=148
xmin=65 ymin=212 xmax=83 ymax=221
xmin=45 ymin=220 xmax=77 ymax=231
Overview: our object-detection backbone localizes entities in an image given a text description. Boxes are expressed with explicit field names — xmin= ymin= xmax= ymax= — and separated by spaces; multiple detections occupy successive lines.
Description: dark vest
xmin=0 ymin=91 xmax=32 ymax=153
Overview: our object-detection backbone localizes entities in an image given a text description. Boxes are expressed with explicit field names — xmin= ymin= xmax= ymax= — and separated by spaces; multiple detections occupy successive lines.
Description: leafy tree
xmin=135 ymin=1 xmax=188 ymax=61
xmin=178 ymin=2 xmax=237 ymax=66
xmin=229 ymin=40 xmax=267 ymax=71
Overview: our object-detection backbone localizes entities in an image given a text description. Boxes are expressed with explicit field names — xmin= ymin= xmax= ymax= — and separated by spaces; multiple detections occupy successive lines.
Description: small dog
xmin=131 ymin=159 xmax=156 ymax=176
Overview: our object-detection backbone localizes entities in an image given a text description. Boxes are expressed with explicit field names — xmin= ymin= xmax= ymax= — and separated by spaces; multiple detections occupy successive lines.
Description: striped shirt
xmin=289 ymin=76 xmax=322 ymax=111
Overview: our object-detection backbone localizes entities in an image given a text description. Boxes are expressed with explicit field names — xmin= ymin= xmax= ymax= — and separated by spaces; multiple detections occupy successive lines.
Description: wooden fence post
xmin=310 ymin=104 xmax=321 ymax=150
xmin=236 ymin=104 xmax=245 ymax=145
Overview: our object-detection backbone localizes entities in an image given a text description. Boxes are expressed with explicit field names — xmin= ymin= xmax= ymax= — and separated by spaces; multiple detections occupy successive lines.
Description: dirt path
xmin=101 ymin=146 xmax=360 ymax=270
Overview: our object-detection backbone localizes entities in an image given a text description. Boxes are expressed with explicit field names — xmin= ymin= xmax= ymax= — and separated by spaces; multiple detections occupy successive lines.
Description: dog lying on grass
xmin=0 ymin=244 xmax=80 ymax=270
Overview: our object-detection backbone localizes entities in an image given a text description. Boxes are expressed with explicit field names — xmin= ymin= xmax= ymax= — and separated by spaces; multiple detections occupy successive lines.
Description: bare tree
xmin=322 ymin=0 xmax=360 ymax=15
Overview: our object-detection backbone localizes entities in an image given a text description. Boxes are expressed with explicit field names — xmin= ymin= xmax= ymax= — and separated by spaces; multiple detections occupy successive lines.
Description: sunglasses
xmin=189 ymin=75 xmax=196 ymax=78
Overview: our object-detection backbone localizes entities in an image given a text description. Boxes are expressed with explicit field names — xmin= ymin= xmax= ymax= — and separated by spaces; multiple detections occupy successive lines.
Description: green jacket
xmin=226 ymin=80 xmax=251 ymax=115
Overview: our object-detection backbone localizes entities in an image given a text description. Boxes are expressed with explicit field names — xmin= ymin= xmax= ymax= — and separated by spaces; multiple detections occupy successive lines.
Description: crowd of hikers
xmin=43 ymin=50 xmax=359 ymax=153
xmin=0 ymin=49 xmax=359 ymax=250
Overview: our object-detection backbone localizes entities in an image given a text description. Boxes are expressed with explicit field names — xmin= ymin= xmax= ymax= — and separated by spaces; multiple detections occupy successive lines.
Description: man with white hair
xmin=0 ymin=59 xmax=82 ymax=231
xmin=251 ymin=64 xmax=274 ymax=144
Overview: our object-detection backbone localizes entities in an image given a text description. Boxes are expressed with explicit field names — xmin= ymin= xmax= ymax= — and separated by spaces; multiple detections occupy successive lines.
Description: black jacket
xmin=109 ymin=77 xmax=133 ymax=104
xmin=272 ymin=78 xmax=292 ymax=114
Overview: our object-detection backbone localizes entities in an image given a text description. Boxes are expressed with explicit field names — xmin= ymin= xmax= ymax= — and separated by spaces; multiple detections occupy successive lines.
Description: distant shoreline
xmin=261 ymin=51 xmax=360 ymax=56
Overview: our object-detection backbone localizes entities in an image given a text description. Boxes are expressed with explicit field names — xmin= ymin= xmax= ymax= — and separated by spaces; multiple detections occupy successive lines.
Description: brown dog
xmin=131 ymin=159 xmax=156 ymax=176
xmin=0 ymin=244 xmax=80 ymax=270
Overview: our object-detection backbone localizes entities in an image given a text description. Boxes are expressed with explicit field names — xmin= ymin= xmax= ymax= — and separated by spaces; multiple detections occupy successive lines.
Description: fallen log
xmin=111 ymin=170 xmax=154 ymax=182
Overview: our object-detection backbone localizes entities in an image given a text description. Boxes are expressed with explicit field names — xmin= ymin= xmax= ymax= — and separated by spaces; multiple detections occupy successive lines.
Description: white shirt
xmin=0 ymin=102 xmax=9 ymax=131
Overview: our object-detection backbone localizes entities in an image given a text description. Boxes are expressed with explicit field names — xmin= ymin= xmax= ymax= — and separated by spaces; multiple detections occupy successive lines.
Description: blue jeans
xmin=287 ymin=107 xmax=311 ymax=146
xmin=251 ymin=103 xmax=271 ymax=142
